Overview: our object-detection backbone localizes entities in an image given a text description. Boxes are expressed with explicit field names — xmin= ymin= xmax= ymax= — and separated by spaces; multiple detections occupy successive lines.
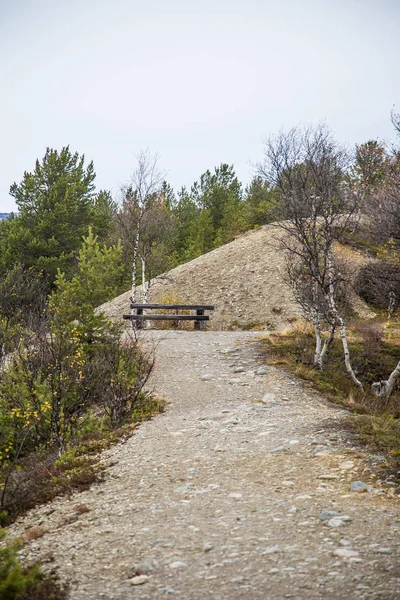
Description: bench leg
xmin=195 ymin=309 xmax=205 ymax=331
xmin=136 ymin=308 xmax=143 ymax=330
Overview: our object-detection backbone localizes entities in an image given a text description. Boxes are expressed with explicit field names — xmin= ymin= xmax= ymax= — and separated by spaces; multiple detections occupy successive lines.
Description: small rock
xmin=312 ymin=448 xmax=330 ymax=457
xmin=169 ymin=561 xmax=187 ymax=569
xmin=203 ymin=543 xmax=214 ymax=552
xmin=229 ymin=378 xmax=242 ymax=385
xmin=339 ymin=461 xmax=355 ymax=470
xmin=320 ymin=511 xmax=340 ymax=521
xmin=263 ymin=545 xmax=280 ymax=554
xmin=350 ymin=481 xmax=369 ymax=493
xmin=229 ymin=493 xmax=243 ymax=499
xmin=281 ymin=480 xmax=295 ymax=487
xmin=132 ymin=561 xmax=154 ymax=575
xmin=328 ymin=517 xmax=347 ymax=528
xmin=201 ymin=374 xmax=214 ymax=381
xmin=233 ymin=366 xmax=245 ymax=373
xmin=255 ymin=366 xmax=268 ymax=375
xmin=129 ymin=575 xmax=149 ymax=585
xmin=261 ymin=393 xmax=276 ymax=403
xmin=271 ymin=446 xmax=287 ymax=454
xmin=339 ymin=539 xmax=351 ymax=546
xmin=334 ymin=548 xmax=359 ymax=558
xmin=376 ymin=547 xmax=392 ymax=554
xmin=174 ymin=485 xmax=190 ymax=494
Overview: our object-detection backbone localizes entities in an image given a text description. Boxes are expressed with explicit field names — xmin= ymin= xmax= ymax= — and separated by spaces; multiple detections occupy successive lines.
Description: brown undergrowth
xmin=0 ymin=396 xmax=164 ymax=526
xmin=261 ymin=319 xmax=400 ymax=476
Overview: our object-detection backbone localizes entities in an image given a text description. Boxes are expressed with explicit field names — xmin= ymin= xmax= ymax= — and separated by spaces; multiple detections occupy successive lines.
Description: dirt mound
xmin=99 ymin=223 xmax=374 ymax=331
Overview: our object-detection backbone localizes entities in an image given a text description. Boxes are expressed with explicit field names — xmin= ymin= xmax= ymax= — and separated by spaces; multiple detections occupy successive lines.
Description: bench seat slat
xmin=123 ymin=314 xmax=209 ymax=321
xmin=130 ymin=303 xmax=214 ymax=310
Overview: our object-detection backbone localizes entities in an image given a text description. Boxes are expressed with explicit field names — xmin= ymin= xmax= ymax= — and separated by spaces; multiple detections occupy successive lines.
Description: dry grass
xmin=261 ymin=318 xmax=400 ymax=473
xmin=21 ymin=527 xmax=48 ymax=544
xmin=1 ymin=397 xmax=164 ymax=525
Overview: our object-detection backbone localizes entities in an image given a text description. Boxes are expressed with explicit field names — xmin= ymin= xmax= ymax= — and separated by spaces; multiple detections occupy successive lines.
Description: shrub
xmin=356 ymin=262 xmax=400 ymax=309
xmin=0 ymin=529 xmax=40 ymax=599
xmin=152 ymin=290 xmax=192 ymax=330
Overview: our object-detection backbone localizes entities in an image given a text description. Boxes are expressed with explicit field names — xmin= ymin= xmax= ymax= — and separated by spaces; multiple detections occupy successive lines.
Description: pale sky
xmin=1 ymin=0 xmax=399 ymax=211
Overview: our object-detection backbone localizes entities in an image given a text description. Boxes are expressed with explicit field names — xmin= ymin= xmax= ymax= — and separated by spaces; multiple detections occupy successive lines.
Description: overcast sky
xmin=1 ymin=0 xmax=399 ymax=211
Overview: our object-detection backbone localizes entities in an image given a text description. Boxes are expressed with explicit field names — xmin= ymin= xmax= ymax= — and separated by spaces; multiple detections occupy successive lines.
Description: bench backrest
xmin=130 ymin=303 xmax=214 ymax=310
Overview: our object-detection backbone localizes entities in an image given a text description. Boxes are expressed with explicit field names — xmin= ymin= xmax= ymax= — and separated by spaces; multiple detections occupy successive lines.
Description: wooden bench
xmin=123 ymin=304 xmax=215 ymax=330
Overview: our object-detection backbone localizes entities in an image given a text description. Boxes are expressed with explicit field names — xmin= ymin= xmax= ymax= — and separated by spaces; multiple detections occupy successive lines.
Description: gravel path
xmin=9 ymin=331 xmax=400 ymax=599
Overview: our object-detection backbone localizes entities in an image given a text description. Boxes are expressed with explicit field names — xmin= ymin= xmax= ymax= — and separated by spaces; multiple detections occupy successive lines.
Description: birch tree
xmin=257 ymin=125 xmax=363 ymax=386
xmin=118 ymin=150 xmax=164 ymax=309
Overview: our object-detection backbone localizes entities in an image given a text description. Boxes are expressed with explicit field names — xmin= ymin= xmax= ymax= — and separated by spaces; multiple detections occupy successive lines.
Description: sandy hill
xmin=99 ymin=223 xmax=374 ymax=331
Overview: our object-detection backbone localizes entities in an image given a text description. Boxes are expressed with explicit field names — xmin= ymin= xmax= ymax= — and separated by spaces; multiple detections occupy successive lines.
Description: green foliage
xmin=243 ymin=177 xmax=282 ymax=227
xmin=1 ymin=147 xmax=114 ymax=284
xmin=49 ymin=227 xmax=124 ymax=336
xmin=0 ymin=530 xmax=40 ymax=600
xmin=0 ymin=229 xmax=153 ymax=512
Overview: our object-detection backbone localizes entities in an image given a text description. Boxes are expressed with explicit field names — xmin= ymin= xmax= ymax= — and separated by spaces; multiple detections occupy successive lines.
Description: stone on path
xmin=129 ymin=575 xmax=149 ymax=585
xmin=350 ymin=481 xmax=370 ymax=492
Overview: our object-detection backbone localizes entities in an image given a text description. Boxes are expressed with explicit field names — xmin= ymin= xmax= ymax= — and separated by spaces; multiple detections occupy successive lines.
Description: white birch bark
xmin=326 ymin=249 xmax=364 ymax=392
xmin=372 ymin=360 xmax=400 ymax=399
xmin=312 ymin=312 xmax=323 ymax=369
xmin=319 ymin=323 xmax=336 ymax=365
xmin=130 ymin=222 xmax=140 ymax=307
xmin=141 ymin=257 xmax=148 ymax=304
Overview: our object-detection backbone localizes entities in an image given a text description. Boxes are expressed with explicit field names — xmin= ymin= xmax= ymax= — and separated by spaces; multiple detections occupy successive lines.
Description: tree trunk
xmin=141 ymin=257 xmax=148 ymax=304
xmin=326 ymin=249 xmax=364 ymax=392
xmin=311 ymin=310 xmax=323 ymax=369
xmin=320 ymin=322 xmax=336 ymax=366
xmin=372 ymin=360 xmax=400 ymax=399
xmin=130 ymin=222 xmax=140 ymax=307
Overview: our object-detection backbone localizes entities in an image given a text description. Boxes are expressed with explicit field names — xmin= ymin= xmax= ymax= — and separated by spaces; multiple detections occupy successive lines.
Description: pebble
xmin=312 ymin=448 xmax=330 ymax=457
xmin=229 ymin=378 xmax=242 ymax=385
xmin=129 ymin=575 xmax=149 ymax=585
xmin=340 ymin=461 xmax=355 ymax=470
xmin=350 ymin=481 xmax=370 ymax=493
xmin=334 ymin=548 xmax=359 ymax=558
xmin=174 ymin=485 xmax=191 ymax=494
xmin=133 ymin=561 xmax=155 ymax=575
xmin=376 ymin=547 xmax=392 ymax=554
xmin=201 ymin=374 xmax=214 ymax=381
xmin=169 ymin=562 xmax=187 ymax=569
xmin=271 ymin=446 xmax=288 ymax=454
xmin=233 ymin=367 xmax=245 ymax=373
xmin=263 ymin=545 xmax=280 ymax=554
xmin=262 ymin=393 xmax=276 ymax=403
xmin=320 ymin=511 xmax=340 ymax=521
xmin=255 ymin=367 xmax=268 ymax=375
xmin=328 ymin=517 xmax=348 ymax=528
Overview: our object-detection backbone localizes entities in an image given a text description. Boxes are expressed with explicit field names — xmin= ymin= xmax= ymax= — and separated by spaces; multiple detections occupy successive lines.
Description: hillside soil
xmin=7 ymin=330 xmax=400 ymax=599
xmin=98 ymin=224 xmax=374 ymax=331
